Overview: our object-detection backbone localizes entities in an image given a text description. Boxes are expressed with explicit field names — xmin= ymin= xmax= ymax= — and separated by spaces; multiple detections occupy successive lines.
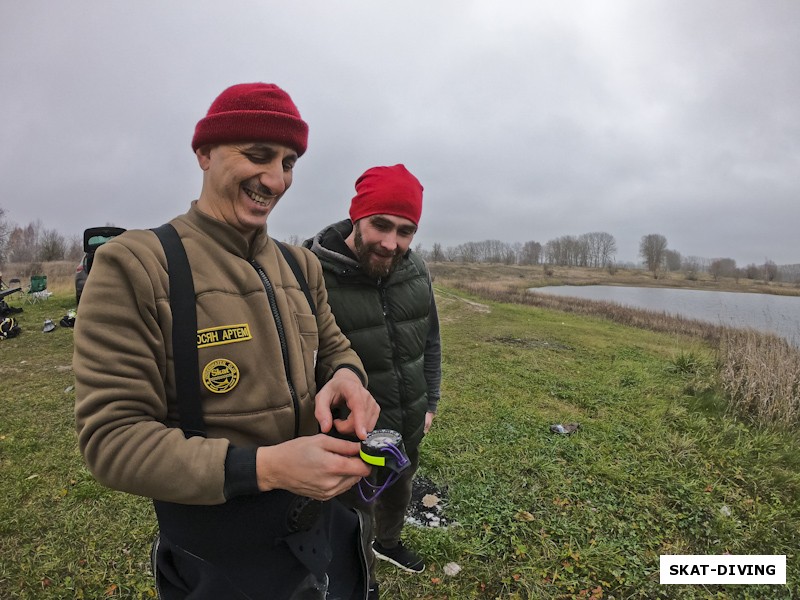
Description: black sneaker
xmin=372 ymin=541 xmax=425 ymax=573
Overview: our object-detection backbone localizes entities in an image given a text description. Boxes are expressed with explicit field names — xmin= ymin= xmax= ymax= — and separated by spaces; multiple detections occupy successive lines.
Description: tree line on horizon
xmin=408 ymin=232 xmax=792 ymax=284
xmin=0 ymin=210 xmax=83 ymax=268
xmin=2 ymin=207 xmax=796 ymax=284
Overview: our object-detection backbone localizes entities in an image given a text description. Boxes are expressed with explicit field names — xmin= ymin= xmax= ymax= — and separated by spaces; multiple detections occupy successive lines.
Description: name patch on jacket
xmin=203 ymin=359 xmax=240 ymax=393
xmin=197 ymin=324 xmax=252 ymax=348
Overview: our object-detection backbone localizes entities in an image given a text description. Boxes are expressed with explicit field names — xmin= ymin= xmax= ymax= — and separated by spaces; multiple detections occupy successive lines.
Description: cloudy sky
xmin=2 ymin=1 xmax=799 ymax=265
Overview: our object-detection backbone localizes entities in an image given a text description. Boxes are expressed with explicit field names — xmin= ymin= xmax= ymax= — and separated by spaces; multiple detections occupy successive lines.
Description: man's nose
xmin=259 ymin=164 xmax=288 ymax=195
xmin=380 ymin=232 xmax=398 ymax=251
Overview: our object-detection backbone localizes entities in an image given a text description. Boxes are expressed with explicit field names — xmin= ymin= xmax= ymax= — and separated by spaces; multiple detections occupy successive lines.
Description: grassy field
xmin=1 ymin=288 xmax=798 ymax=599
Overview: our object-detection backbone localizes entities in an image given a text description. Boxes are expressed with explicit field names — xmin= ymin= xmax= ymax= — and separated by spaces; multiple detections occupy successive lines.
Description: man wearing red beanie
xmin=75 ymin=83 xmax=379 ymax=599
xmin=305 ymin=164 xmax=442 ymax=592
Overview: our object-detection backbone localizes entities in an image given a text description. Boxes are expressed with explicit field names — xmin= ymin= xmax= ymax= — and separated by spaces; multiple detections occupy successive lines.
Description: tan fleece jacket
xmin=74 ymin=204 xmax=365 ymax=505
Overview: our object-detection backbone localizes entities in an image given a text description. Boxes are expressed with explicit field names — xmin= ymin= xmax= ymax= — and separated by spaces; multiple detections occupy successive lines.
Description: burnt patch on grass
xmin=406 ymin=475 xmax=450 ymax=528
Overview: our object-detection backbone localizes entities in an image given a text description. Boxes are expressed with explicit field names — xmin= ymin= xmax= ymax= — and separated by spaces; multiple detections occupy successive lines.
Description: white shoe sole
xmin=372 ymin=547 xmax=425 ymax=573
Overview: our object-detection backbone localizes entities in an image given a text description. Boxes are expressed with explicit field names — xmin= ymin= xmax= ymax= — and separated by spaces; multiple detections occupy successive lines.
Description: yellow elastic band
xmin=360 ymin=450 xmax=386 ymax=467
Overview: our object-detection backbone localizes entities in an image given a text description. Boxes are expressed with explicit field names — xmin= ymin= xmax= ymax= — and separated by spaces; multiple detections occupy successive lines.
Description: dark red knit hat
xmin=191 ymin=83 xmax=308 ymax=156
xmin=349 ymin=164 xmax=424 ymax=226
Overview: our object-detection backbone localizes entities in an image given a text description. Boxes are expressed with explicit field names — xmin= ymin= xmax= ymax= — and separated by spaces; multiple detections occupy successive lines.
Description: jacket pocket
xmin=294 ymin=312 xmax=319 ymax=396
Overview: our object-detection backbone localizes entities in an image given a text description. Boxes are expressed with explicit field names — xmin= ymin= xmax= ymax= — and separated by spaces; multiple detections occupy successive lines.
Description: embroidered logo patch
xmin=197 ymin=324 xmax=252 ymax=348
xmin=202 ymin=359 xmax=240 ymax=394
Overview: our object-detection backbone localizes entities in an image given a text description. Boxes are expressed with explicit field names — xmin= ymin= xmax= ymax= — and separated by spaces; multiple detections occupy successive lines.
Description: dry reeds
xmin=718 ymin=329 xmax=800 ymax=427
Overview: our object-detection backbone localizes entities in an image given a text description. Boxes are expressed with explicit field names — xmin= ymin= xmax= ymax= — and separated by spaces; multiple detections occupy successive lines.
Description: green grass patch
xmin=1 ymin=291 xmax=798 ymax=599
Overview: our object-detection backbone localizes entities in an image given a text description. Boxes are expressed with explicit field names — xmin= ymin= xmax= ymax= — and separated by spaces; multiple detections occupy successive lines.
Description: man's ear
xmin=196 ymin=145 xmax=212 ymax=170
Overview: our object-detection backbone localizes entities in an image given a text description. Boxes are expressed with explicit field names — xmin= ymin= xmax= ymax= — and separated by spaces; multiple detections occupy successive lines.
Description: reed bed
xmin=718 ymin=328 xmax=800 ymax=427
xmin=443 ymin=279 xmax=800 ymax=428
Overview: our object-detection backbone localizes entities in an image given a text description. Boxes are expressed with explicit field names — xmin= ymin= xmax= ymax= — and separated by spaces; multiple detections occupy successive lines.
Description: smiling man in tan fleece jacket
xmin=74 ymin=83 xmax=379 ymax=600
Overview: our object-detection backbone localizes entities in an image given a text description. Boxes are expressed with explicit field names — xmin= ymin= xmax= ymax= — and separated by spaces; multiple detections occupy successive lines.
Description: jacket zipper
xmin=379 ymin=280 xmax=409 ymax=421
xmin=251 ymin=259 xmax=301 ymax=437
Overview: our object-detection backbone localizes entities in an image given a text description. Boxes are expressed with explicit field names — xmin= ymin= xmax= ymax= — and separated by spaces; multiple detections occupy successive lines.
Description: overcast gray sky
xmin=2 ymin=1 xmax=799 ymax=265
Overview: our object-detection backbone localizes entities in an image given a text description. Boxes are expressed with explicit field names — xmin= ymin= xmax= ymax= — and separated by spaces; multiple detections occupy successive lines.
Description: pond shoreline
xmin=531 ymin=284 xmax=800 ymax=346
xmin=428 ymin=262 xmax=800 ymax=297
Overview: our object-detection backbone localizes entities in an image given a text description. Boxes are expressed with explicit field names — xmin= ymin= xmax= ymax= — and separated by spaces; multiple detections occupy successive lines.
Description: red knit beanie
xmin=349 ymin=164 xmax=424 ymax=226
xmin=191 ymin=83 xmax=308 ymax=156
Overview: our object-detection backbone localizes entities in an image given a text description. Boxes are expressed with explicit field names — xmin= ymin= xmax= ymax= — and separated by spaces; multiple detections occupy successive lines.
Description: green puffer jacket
xmin=306 ymin=220 xmax=437 ymax=451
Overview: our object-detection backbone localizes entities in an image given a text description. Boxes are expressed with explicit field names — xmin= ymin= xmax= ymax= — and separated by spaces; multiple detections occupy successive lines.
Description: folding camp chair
xmin=24 ymin=275 xmax=52 ymax=304
xmin=0 ymin=278 xmax=22 ymax=306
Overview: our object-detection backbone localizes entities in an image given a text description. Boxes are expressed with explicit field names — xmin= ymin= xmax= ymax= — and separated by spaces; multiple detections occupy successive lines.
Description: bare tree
xmin=444 ymin=245 xmax=462 ymax=262
xmin=459 ymin=242 xmax=479 ymax=263
xmin=430 ymin=243 xmax=444 ymax=262
xmin=763 ymin=260 xmax=778 ymax=283
xmin=545 ymin=235 xmax=583 ymax=266
xmin=778 ymin=264 xmax=800 ymax=284
xmin=5 ymin=222 xmax=41 ymax=263
xmin=413 ymin=242 xmax=430 ymax=261
xmin=684 ymin=256 xmax=710 ymax=273
xmin=682 ymin=257 xmax=700 ymax=281
xmin=66 ymin=235 xmax=83 ymax=262
xmin=283 ymin=234 xmax=302 ymax=246
xmin=744 ymin=263 xmax=760 ymax=279
xmin=664 ymin=249 xmax=682 ymax=272
xmin=39 ymin=228 xmax=67 ymax=261
xmin=519 ymin=240 xmax=542 ymax=265
xmin=448 ymin=240 xmax=519 ymax=264
xmin=639 ymin=233 xmax=668 ymax=279
xmin=0 ymin=207 xmax=10 ymax=264
xmin=482 ymin=240 xmax=504 ymax=263
xmin=709 ymin=258 xmax=737 ymax=280
xmin=542 ymin=232 xmax=616 ymax=268
xmin=595 ymin=232 xmax=617 ymax=267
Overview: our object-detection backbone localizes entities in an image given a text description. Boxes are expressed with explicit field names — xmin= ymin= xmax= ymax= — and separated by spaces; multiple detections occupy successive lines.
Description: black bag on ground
xmin=0 ymin=316 xmax=21 ymax=339
xmin=0 ymin=299 xmax=23 ymax=317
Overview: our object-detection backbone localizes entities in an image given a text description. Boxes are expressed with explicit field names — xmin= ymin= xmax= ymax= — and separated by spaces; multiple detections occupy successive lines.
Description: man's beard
xmin=353 ymin=225 xmax=404 ymax=278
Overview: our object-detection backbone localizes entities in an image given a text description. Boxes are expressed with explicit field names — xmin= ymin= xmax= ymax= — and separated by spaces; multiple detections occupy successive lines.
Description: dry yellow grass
xmin=429 ymin=261 xmax=800 ymax=296
xmin=2 ymin=261 xmax=78 ymax=296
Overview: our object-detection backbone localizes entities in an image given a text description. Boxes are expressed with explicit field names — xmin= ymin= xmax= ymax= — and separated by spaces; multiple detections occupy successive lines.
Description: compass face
xmin=365 ymin=429 xmax=402 ymax=449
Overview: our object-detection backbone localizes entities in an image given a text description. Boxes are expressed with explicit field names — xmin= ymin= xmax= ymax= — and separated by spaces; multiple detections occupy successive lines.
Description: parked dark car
xmin=76 ymin=227 xmax=126 ymax=305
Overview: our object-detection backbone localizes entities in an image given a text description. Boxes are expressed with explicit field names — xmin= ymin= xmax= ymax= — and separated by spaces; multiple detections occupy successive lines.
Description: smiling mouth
xmin=244 ymin=188 xmax=275 ymax=207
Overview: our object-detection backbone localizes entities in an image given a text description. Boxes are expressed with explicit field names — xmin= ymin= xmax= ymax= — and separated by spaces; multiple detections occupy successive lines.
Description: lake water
xmin=530 ymin=285 xmax=800 ymax=345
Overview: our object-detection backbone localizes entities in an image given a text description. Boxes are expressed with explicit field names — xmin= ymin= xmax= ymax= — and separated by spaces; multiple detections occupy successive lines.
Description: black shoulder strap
xmin=152 ymin=224 xmax=206 ymax=438
xmin=273 ymin=239 xmax=317 ymax=316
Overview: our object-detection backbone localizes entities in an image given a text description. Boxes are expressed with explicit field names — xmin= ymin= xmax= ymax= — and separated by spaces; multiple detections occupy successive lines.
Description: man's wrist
xmin=334 ymin=364 xmax=366 ymax=385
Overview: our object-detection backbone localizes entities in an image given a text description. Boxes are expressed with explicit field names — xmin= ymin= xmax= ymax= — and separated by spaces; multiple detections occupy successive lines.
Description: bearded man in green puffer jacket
xmin=305 ymin=165 xmax=442 ymax=593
